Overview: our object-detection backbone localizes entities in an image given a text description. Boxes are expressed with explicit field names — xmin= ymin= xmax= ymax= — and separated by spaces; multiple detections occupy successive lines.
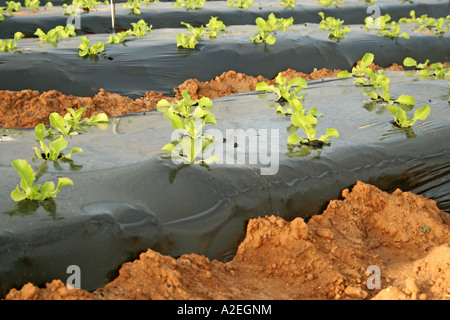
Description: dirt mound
xmin=5 ymin=181 xmax=449 ymax=300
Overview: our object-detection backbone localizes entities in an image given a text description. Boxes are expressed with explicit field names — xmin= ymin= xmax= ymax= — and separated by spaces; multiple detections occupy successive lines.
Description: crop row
xmin=1 ymin=10 xmax=449 ymax=53
xmin=0 ymin=0 xmax=408 ymax=19
xmin=6 ymin=51 xmax=449 ymax=203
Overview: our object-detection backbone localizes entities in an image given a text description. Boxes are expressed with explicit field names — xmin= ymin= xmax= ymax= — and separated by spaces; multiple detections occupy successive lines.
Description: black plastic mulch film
xmin=0 ymin=0 xmax=449 ymax=297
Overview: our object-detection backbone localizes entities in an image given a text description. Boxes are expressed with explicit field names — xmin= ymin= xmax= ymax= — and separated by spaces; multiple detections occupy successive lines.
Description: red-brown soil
xmin=4 ymin=181 xmax=450 ymax=300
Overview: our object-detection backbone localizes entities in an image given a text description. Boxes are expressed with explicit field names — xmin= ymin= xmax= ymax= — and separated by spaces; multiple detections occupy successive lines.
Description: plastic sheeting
xmin=0 ymin=71 xmax=449 ymax=296
xmin=0 ymin=23 xmax=449 ymax=98
xmin=0 ymin=0 xmax=448 ymax=38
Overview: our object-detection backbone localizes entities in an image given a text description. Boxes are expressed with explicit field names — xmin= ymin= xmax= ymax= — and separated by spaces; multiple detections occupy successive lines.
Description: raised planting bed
xmin=0 ymin=21 xmax=449 ymax=98
xmin=1 ymin=0 xmax=449 ymax=300
xmin=1 ymin=70 xmax=449 ymax=296
xmin=0 ymin=0 xmax=448 ymax=38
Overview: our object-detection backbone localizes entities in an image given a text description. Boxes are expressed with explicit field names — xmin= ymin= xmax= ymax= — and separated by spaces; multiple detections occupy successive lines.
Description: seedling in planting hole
xmin=176 ymin=33 xmax=198 ymax=49
xmin=33 ymin=123 xmax=83 ymax=161
xmin=318 ymin=0 xmax=342 ymax=8
xmin=5 ymin=1 xmax=22 ymax=12
xmin=403 ymin=57 xmax=450 ymax=79
xmin=174 ymin=0 xmax=204 ymax=10
xmin=130 ymin=19 xmax=152 ymax=37
xmin=387 ymin=104 xmax=431 ymax=128
xmin=280 ymin=0 xmax=295 ymax=9
xmin=206 ymin=17 xmax=226 ymax=40
xmin=49 ymin=107 xmax=109 ymax=136
xmin=176 ymin=22 xmax=205 ymax=49
xmin=34 ymin=25 xmax=76 ymax=44
xmin=124 ymin=0 xmax=141 ymax=15
xmin=0 ymin=31 xmax=24 ymax=53
xmin=10 ymin=159 xmax=73 ymax=202
xmin=288 ymin=108 xmax=339 ymax=147
xmin=276 ymin=97 xmax=323 ymax=119
xmin=250 ymin=13 xmax=294 ymax=45
xmin=337 ymin=53 xmax=374 ymax=80
xmin=365 ymin=14 xmax=409 ymax=40
xmin=157 ymin=90 xmax=219 ymax=164
xmin=0 ymin=7 xmax=5 ymax=21
xmin=256 ymin=72 xmax=308 ymax=103
xmin=78 ymin=36 xmax=106 ymax=57
xmin=318 ymin=12 xmax=351 ymax=41
xmin=24 ymin=0 xmax=40 ymax=10
xmin=227 ymin=0 xmax=253 ymax=9
xmin=107 ymin=30 xmax=132 ymax=44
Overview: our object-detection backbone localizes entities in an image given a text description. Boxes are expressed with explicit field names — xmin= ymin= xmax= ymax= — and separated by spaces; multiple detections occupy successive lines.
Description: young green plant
xmin=0 ymin=31 xmax=24 ymax=53
xmin=280 ymin=0 xmax=295 ymax=9
xmin=318 ymin=12 xmax=351 ymax=41
xmin=387 ymin=104 xmax=431 ymax=128
xmin=403 ymin=57 xmax=450 ymax=79
xmin=250 ymin=13 xmax=293 ymax=45
xmin=123 ymin=0 xmax=141 ymax=15
xmin=176 ymin=22 xmax=205 ymax=49
xmin=157 ymin=90 xmax=218 ymax=164
xmin=206 ymin=17 xmax=226 ymax=39
xmin=78 ymin=36 xmax=106 ymax=57
xmin=337 ymin=53 xmax=374 ymax=82
xmin=256 ymin=72 xmax=308 ymax=102
xmin=174 ymin=0 xmax=204 ymax=10
xmin=288 ymin=108 xmax=339 ymax=146
xmin=34 ymin=25 xmax=76 ymax=44
xmin=10 ymin=159 xmax=73 ymax=202
xmin=227 ymin=0 xmax=253 ymax=9
xmin=33 ymin=123 xmax=83 ymax=161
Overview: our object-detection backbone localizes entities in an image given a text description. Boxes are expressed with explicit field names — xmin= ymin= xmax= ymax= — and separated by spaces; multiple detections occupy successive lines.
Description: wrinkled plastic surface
xmin=0 ymin=23 xmax=449 ymax=98
xmin=0 ymin=0 xmax=448 ymax=38
xmin=0 ymin=72 xmax=449 ymax=296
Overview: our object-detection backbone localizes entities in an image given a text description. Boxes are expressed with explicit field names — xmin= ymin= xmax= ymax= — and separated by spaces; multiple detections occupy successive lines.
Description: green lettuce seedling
xmin=365 ymin=14 xmax=409 ymax=39
xmin=318 ymin=0 xmax=342 ymax=8
xmin=256 ymin=72 xmax=307 ymax=102
xmin=206 ymin=17 xmax=226 ymax=39
xmin=399 ymin=10 xmax=417 ymax=24
xmin=124 ymin=0 xmax=141 ymax=15
xmin=176 ymin=33 xmax=198 ymax=49
xmin=130 ymin=19 xmax=152 ymax=37
xmin=78 ymin=36 xmax=105 ymax=57
xmin=176 ymin=22 xmax=205 ymax=48
xmin=107 ymin=30 xmax=132 ymax=44
xmin=288 ymin=109 xmax=339 ymax=146
xmin=174 ymin=0 xmax=204 ymax=10
xmin=280 ymin=0 xmax=295 ymax=9
xmin=35 ymin=25 xmax=76 ymax=44
xmin=0 ymin=31 xmax=24 ymax=53
xmin=10 ymin=159 xmax=73 ymax=202
xmin=5 ymin=1 xmax=22 ymax=12
xmin=276 ymin=98 xmax=323 ymax=118
xmin=250 ymin=13 xmax=293 ymax=45
xmin=24 ymin=0 xmax=40 ymax=10
xmin=318 ymin=12 xmax=351 ymax=41
xmin=0 ymin=8 xmax=5 ymax=21
xmin=387 ymin=104 xmax=431 ymax=128
xmin=157 ymin=90 xmax=218 ymax=164
xmin=227 ymin=0 xmax=253 ymax=9
xmin=403 ymin=57 xmax=450 ymax=79
xmin=337 ymin=53 xmax=374 ymax=80
xmin=181 ymin=22 xmax=205 ymax=39
xmin=33 ymin=123 xmax=83 ymax=161
xmin=50 ymin=107 xmax=109 ymax=136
